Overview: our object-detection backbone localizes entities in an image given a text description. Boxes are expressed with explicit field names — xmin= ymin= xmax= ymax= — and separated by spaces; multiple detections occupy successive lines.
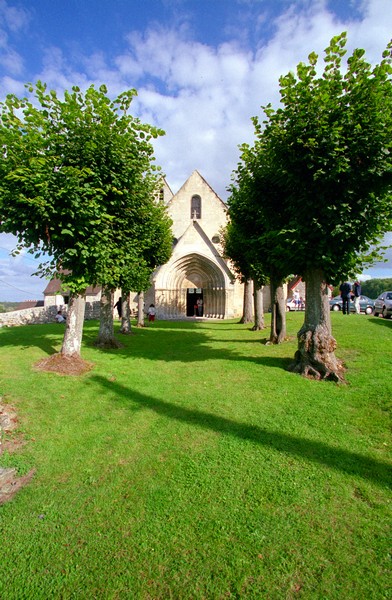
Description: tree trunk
xmin=288 ymin=268 xmax=345 ymax=382
xmin=252 ymin=283 xmax=265 ymax=330
xmin=269 ymin=277 xmax=286 ymax=344
xmin=120 ymin=292 xmax=132 ymax=334
xmin=61 ymin=293 xmax=86 ymax=357
xmin=137 ymin=291 xmax=145 ymax=327
xmin=95 ymin=287 xmax=121 ymax=348
xmin=240 ymin=279 xmax=253 ymax=324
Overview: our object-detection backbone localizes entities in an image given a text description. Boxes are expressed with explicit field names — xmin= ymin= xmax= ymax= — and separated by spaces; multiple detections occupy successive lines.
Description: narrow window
xmin=191 ymin=195 xmax=201 ymax=219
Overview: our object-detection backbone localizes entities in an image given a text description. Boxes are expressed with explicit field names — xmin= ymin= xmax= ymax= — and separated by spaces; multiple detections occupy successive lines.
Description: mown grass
xmin=0 ymin=313 xmax=391 ymax=599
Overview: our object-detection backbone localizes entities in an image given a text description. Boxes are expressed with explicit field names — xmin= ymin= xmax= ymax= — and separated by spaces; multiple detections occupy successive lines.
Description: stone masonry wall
xmin=0 ymin=302 xmax=100 ymax=327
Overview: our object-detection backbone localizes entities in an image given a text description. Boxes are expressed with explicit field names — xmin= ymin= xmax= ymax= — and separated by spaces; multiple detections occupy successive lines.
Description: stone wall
xmin=0 ymin=302 xmax=100 ymax=327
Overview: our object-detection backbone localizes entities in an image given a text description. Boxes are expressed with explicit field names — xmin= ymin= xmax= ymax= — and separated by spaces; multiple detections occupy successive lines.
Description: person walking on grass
xmin=353 ymin=281 xmax=362 ymax=314
xmin=293 ymin=289 xmax=300 ymax=310
xmin=114 ymin=296 xmax=122 ymax=319
xmin=147 ymin=303 xmax=156 ymax=324
xmin=339 ymin=281 xmax=352 ymax=315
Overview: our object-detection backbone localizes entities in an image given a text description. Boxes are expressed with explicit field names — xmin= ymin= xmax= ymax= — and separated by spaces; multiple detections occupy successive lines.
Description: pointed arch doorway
xmin=155 ymin=253 xmax=227 ymax=319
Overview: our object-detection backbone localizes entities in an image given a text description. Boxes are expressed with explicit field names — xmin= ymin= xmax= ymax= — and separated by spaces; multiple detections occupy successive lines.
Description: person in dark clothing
xmin=339 ymin=281 xmax=352 ymax=315
xmin=114 ymin=297 xmax=122 ymax=318
xmin=353 ymin=281 xmax=362 ymax=314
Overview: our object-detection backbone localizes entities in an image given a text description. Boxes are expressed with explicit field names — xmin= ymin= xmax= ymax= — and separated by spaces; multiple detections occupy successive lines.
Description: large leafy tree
xmin=230 ymin=33 xmax=392 ymax=380
xmin=96 ymin=211 xmax=172 ymax=347
xmin=222 ymin=222 xmax=253 ymax=325
xmin=0 ymin=82 xmax=171 ymax=362
xmin=222 ymin=221 xmax=267 ymax=331
xmin=227 ymin=145 xmax=290 ymax=342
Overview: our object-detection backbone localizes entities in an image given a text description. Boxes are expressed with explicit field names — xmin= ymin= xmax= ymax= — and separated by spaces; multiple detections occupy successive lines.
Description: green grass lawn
xmin=0 ymin=313 xmax=391 ymax=599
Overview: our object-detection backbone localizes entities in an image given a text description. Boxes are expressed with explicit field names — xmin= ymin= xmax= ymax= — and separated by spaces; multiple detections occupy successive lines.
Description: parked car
xmin=286 ymin=297 xmax=305 ymax=311
xmin=329 ymin=295 xmax=374 ymax=314
xmin=373 ymin=291 xmax=392 ymax=319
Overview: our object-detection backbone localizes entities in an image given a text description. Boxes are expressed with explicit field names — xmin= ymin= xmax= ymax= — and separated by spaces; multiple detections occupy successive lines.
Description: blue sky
xmin=0 ymin=0 xmax=391 ymax=301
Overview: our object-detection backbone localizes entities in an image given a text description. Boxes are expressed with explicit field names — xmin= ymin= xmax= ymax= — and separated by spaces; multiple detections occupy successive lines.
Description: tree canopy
xmin=230 ymin=33 xmax=392 ymax=285
xmin=0 ymin=82 xmax=171 ymax=294
xmin=228 ymin=33 xmax=392 ymax=380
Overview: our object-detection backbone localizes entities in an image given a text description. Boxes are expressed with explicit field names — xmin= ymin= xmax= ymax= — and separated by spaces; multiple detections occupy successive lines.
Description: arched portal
xmin=154 ymin=253 xmax=227 ymax=319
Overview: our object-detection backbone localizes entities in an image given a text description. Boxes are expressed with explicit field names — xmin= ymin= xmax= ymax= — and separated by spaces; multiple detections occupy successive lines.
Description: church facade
xmin=144 ymin=170 xmax=244 ymax=319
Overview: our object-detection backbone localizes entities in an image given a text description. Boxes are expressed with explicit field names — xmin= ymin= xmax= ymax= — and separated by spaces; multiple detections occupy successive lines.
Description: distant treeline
xmin=332 ymin=278 xmax=392 ymax=299
xmin=0 ymin=302 xmax=20 ymax=313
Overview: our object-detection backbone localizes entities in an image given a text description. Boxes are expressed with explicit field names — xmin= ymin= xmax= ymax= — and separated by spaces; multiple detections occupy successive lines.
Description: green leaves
xmin=228 ymin=33 xmax=392 ymax=284
xmin=0 ymin=82 xmax=171 ymax=294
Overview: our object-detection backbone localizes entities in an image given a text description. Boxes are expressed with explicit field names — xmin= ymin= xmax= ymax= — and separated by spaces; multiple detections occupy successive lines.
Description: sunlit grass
xmin=0 ymin=313 xmax=391 ymax=599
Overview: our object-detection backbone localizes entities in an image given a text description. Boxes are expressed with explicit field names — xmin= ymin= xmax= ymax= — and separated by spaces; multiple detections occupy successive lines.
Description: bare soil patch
xmin=34 ymin=352 xmax=94 ymax=376
xmin=0 ymin=402 xmax=35 ymax=505
xmin=0 ymin=468 xmax=36 ymax=505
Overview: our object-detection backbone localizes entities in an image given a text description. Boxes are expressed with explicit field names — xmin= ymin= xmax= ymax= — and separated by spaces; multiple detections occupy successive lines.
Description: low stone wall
xmin=0 ymin=302 xmax=100 ymax=327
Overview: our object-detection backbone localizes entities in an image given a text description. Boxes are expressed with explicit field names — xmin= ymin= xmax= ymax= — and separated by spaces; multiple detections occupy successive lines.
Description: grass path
xmin=0 ymin=313 xmax=391 ymax=599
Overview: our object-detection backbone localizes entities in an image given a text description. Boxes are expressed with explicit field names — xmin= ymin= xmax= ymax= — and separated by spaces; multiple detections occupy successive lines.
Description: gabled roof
xmin=288 ymin=276 xmax=302 ymax=291
xmin=16 ymin=300 xmax=44 ymax=310
xmin=288 ymin=275 xmax=334 ymax=293
xmin=43 ymin=277 xmax=100 ymax=297
xmin=43 ymin=278 xmax=66 ymax=295
xmin=157 ymin=177 xmax=174 ymax=204
xmin=167 ymin=170 xmax=227 ymax=210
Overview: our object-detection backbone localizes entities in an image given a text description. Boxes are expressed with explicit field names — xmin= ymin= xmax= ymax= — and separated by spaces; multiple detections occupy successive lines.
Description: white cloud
xmin=361 ymin=232 xmax=392 ymax=279
xmin=0 ymin=75 xmax=26 ymax=95
xmin=0 ymin=0 xmax=30 ymax=32
xmin=0 ymin=45 xmax=24 ymax=74
xmin=0 ymin=0 xmax=29 ymax=76
xmin=0 ymin=0 xmax=391 ymax=298
xmin=109 ymin=0 xmax=391 ymax=199
xmin=0 ymin=232 xmax=17 ymax=253
xmin=0 ymin=234 xmax=46 ymax=301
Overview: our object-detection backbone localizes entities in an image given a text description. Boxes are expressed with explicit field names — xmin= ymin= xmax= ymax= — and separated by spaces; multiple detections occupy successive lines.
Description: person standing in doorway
xmin=197 ymin=298 xmax=203 ymax=316
xmin=147 ymin=303 xmax=156 ymax=324
xmin=339 ymin=281 xmax=352 ymax=315
xmin=353 ymin=281 xmax=362 ymax=314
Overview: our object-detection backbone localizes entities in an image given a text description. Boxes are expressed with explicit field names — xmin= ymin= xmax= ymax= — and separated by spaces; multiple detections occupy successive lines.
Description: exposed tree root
xmin=288 ymin=354 xmax=346 ymax=382
xmin=34 ymin=353 xmax=94 ymax=376
xmin=288 ymin=326 xmax=346 ymax=383
xmin=93 ymin=338 xmax=123 ymax=350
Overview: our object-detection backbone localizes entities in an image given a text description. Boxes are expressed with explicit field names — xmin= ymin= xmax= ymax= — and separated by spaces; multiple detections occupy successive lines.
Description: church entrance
xmin=186 ymin=288 xmax=204 ymax=317
xmin=154 ymin=253 xmax=228 ymax=319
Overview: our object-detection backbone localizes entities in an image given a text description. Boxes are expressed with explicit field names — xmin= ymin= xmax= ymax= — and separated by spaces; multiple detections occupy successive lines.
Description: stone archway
xmin=155 ymin=253 xmax=227 ymax=319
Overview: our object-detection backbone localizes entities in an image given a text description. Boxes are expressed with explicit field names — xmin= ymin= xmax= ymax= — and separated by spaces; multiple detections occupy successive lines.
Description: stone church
xmin=144 ymin=170 xmax=245 ymax=319
xmin=44 ymin=170 xmax=247 ymax=320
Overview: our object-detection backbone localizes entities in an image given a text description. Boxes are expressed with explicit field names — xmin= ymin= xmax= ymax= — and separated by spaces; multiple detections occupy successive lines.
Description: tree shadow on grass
xmin=83 ymin=323 xmax=295 ymax=372
xmin=92 ymin=373 xmax=391 ymax=490
xmin=368 ymin=317 xmax=392 ymax=329
xmin=0 ymin=318 xmax=385 ymax=378
xmin=0 ymin=323 xmax=60 ymax=356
